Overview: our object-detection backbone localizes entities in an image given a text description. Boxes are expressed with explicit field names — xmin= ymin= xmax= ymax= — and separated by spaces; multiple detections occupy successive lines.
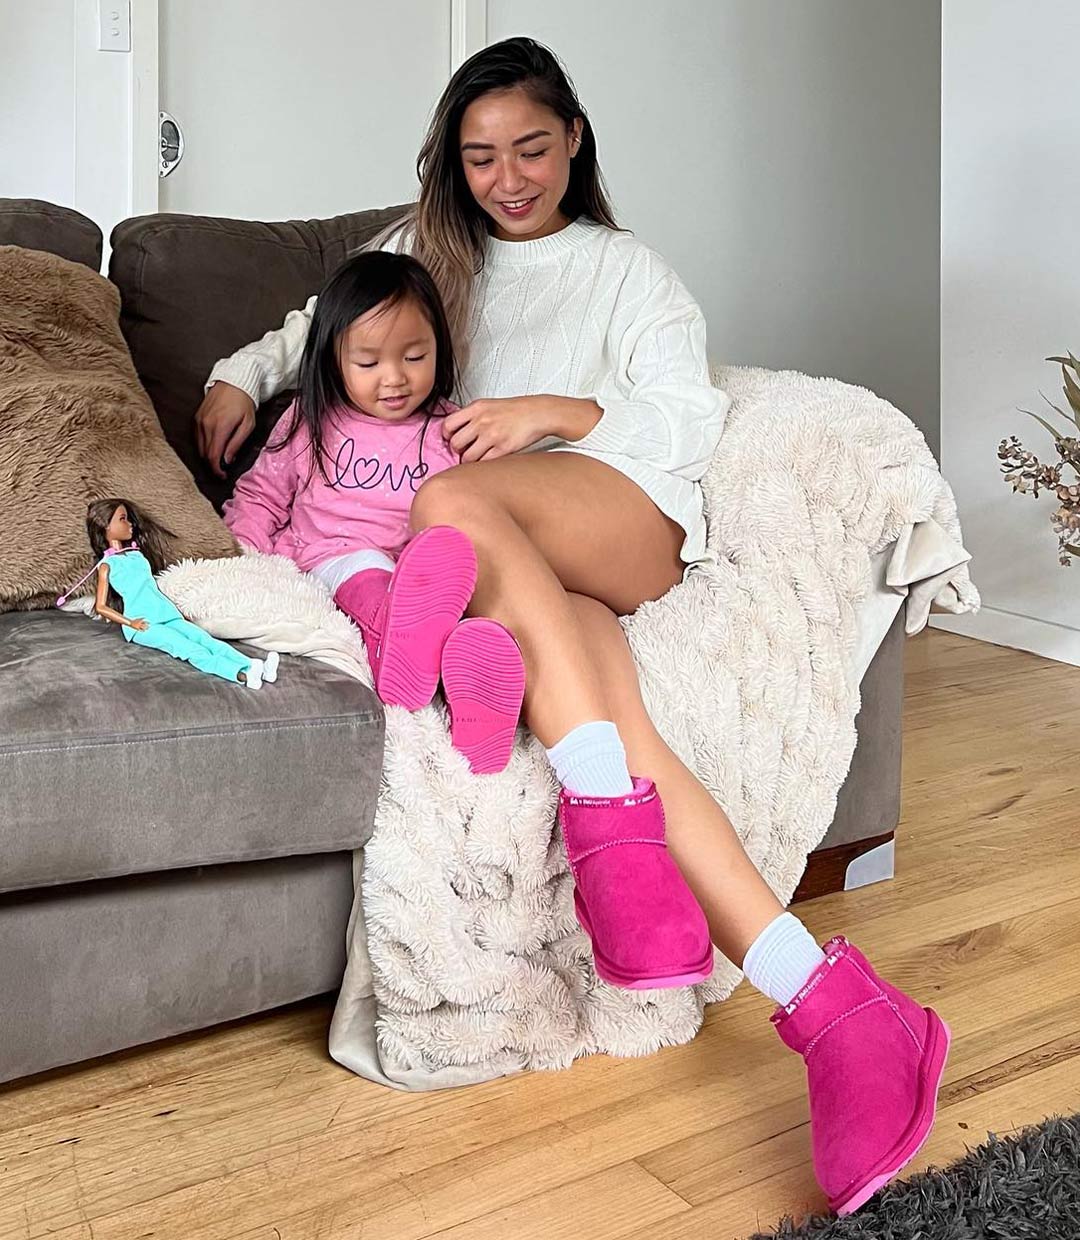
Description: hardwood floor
xmin=2 ymin=629 xmax=1079 ymax=1240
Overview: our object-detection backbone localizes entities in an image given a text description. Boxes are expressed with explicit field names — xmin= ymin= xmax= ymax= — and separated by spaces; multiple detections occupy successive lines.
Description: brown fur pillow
xmin=0 ymin=245 xmax=237 ymax=612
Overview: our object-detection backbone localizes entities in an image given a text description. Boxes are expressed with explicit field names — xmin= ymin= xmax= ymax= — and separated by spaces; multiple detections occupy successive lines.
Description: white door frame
xmin=72 ymin=0 xmax=159 ymax=240
xmin=129 ymin=0 xmax=160 ymax=215
xmin=451 ymin=0 xmax=487 ymax=72
xmin=75 ymin=0 xmax=484 ymax=237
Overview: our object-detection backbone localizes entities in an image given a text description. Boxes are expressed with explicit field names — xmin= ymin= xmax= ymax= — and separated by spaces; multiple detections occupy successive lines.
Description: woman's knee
xmin=410 ymin=465 xmax=503 ymax=535
xmin=567 ymin=593 xmax=623 ymax=642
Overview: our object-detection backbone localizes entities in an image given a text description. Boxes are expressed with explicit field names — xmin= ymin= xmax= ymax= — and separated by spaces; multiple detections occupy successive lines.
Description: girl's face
xmin=106 ymin=505 xmax=133 ymax=543
xmin=459 ymin=87 xmax=582 ymax=242
xmin=337 ymin=297 xmax=437 ymax=421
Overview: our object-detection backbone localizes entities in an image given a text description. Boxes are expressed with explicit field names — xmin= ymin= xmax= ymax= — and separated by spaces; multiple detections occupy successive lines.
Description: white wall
xmin=938 ymin=0 xmax=1080 ymax=664
xmin=3 ymin=0 xmax=941 ymax=453
xmin=0 ymin=0 xmax=156 ymax=261
xmin=0 ymin=0 xmax=77 ymax=208
xmin=488 ymin=0 xmax=942 ymax=452
xmin=158 ymin=0 xmax=450 ymax=220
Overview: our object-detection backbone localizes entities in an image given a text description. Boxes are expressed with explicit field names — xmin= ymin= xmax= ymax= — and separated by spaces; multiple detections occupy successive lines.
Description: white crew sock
xmin=742 ymin=912 xmax=827 ymax=1006
xmin=546 ymin=720 xmax=634 ymax=796
xmin=262 ymin=651 xmax=280 ymax=683
xmin=244 ymin=659 xmax=264 ymax=690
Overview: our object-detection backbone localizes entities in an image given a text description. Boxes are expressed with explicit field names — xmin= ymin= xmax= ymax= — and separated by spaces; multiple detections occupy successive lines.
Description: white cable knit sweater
xmin=207 ymin=218 xmax=731 ymax=567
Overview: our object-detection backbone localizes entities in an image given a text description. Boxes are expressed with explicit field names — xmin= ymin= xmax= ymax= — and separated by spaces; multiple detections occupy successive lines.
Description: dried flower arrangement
xmin=998 ymin=352 xmax=1080 ymax=566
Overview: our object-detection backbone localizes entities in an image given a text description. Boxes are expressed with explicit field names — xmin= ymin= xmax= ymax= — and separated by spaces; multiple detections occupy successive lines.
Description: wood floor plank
xmin=368 ymin=1162 xmax=689 ymax=1240
xmin=638 ymin=900 xmax=1080 ymax=1208
xmin=2 ymin=630 xmax=1078 ymax=1240
xmin=625 ymin=1055 xmax=1080 ymax=1240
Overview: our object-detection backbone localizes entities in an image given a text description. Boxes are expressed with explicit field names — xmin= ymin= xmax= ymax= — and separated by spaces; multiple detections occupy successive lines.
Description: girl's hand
xmin=195 ymin=382 xmax=257 ymax=479
xmin=129 ymin=618 xmax=149 ymax=632
xmin=440 ymin=397 xmax=550 ymax=463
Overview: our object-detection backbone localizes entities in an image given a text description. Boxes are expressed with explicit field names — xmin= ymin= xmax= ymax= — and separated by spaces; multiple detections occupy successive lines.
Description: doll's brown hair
xmin=86 ymin=498 xmax=175 ymax=610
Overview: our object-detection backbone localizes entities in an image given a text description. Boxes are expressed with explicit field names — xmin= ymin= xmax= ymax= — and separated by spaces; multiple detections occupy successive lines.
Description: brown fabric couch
xmin=0 ymin=201 xmax=391 ymax=1084
xmin=0 ymin=198 xmax=903 ymax=1084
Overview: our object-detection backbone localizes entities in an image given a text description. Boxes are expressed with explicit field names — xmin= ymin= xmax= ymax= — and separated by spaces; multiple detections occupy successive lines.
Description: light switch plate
xmin=97 ymin=0 xmax=131 ymax=52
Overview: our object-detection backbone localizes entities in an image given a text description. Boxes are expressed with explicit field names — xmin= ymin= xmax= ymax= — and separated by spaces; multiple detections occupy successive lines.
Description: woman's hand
xmin=440 ymin=397 xmax=548 ymax=462
xmin=440 ymin=395 xmax=602 ymax=462
xmin=195 ymin=382 xmax=257 ymax=479
xmin=129 ymin=618 xmax=149 ymax=632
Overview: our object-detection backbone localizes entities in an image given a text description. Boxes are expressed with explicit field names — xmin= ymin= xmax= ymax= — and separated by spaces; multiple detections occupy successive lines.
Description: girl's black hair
xmin=86 ymin=498 xmax=175 ymax=611
xmin=278 ymin=251 xmax=457 ymax=482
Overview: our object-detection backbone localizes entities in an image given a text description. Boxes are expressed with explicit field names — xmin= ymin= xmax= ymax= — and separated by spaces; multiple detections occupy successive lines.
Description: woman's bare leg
xmin=410 ymin=454 xmax=678 ymax=745
xmin=564 ymin=592 xmax=783 ymax=965
xmin=410 ymin=453 xmax=784 ymax=965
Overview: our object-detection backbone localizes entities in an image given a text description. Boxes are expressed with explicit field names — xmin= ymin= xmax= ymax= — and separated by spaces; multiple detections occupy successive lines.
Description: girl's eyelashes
xmin=353 ymin=354 xmax=427 ymax=368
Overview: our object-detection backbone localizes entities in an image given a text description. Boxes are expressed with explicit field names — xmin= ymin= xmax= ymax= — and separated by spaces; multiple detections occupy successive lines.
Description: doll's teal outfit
xmin=104 ymin=549 xmax=252 ymax=684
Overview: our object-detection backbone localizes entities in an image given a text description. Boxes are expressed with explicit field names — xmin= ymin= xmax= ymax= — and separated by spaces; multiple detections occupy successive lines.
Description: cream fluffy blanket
xmin=152 ymin=366 xmax=978 ymax=1090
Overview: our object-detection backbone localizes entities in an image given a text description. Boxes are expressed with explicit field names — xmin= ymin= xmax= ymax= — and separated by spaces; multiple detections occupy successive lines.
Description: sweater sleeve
xmin=203 ymin=220 xmax=415 ymax=404
xmin=206 ymin=296 xmax=317 ymax=405
xmin=572 ymin=254 xmax=731 ymax=482
xmin=222 ymin=407 xmax=304 ymax=553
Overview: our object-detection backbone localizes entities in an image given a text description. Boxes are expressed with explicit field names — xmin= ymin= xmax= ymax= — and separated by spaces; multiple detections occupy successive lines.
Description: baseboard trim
xmin=930 ymin=607 xmax=1080 ymax=667
xmin=793 ymin=831 xmax=895 ymax=903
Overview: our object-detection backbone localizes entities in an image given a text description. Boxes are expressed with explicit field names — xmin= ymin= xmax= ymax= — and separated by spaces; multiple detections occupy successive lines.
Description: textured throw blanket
xmin=149 ymin=366 xmax=977 ymax=1090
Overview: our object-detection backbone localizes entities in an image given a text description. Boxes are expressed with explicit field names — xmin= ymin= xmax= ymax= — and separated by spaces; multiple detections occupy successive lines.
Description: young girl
xmin=85 ymin=498 xmax=277 ymax=690
xmin=224 ymin=251 xmax=525 ymax=774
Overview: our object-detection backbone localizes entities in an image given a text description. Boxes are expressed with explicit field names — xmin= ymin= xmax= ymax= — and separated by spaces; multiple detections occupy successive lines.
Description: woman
xmin=195 ymin=38 xmax=947 ymax=1215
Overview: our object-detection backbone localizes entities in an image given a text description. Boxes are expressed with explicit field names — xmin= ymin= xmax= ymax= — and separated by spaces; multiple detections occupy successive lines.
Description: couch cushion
xmin=109 ymin=205 xmax=409 ymax=509
xmin=0 ymin=199 xmax=103 ymax=271
xmin=0 ymin=610 xmax=384 ymax=894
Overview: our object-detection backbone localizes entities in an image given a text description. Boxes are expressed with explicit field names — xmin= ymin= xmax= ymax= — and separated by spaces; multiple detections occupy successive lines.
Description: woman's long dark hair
xmin=86 ymin=498 xmax=174 ymax=610
xmin=278 ymin=250 xmax=456 ymax=483
xmin=389 ymin=37 xmax=620 ymax=360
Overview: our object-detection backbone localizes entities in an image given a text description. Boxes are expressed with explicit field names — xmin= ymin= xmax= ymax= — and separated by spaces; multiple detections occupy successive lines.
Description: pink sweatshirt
xmin=224 ymin=398 xmax=460 ymax=571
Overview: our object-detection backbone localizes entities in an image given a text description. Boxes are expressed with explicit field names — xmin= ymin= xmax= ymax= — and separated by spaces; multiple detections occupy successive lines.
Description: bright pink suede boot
xmin=771 ymin=936 xmax=951 ymax=1216
xmin=441 ymin=618 xmax=526 ymax=774
xmin=559 ymin=778 xmax=713 ymax=989
xmin=334 ymin=526 xmax=477 ymax=709
xmin=334 ymin=568 xmax=390 ymax=674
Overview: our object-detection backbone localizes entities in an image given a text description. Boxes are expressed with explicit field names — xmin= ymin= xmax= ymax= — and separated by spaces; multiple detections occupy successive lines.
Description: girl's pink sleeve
xmin=223 ymin=405 xmax=305 ymax=553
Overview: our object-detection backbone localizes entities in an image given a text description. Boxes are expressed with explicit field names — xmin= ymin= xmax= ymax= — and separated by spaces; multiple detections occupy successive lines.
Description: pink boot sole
xmin=441 ymin=619 xmax=525 ymax=774
xmin=574 ymin=895 xmax=714 ymax=989
xmin=377 ymin=526 xmax=477 ymax=710
xmin=834 ymin=1014 xmax=951 ymax=1215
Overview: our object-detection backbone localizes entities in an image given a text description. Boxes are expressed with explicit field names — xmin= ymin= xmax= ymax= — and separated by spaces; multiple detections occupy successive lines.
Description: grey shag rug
xmin=751 ymin=1113 xmax=1080 ymax=1239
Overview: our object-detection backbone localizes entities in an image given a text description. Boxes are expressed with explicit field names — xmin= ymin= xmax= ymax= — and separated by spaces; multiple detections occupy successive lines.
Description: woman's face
xmin=106 ymin=505 xmax=133 ymax=543
xmin=459 ymin=87 xmax=583 ymax=242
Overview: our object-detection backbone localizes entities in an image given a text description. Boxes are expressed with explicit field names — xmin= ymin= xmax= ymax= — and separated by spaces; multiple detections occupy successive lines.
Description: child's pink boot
xmin=334 ymin=568 xmax=391 ymax=674
xmin=334 ymin=525 xmax=477 ymax=709
xmin=559 ymin=778 xmax=713 ymax=989
xmin=441 ymin=618 xmax=526 ymax=774
xmin=771 ymin=936 xmax=951 ymax=1216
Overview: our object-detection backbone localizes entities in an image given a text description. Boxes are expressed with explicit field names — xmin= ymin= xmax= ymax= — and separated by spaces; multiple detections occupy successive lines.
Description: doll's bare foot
xmin=262 ymin=651 xmax=280 ymax=683
xmin=243 ymin=660 xmax=264 ymax=690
